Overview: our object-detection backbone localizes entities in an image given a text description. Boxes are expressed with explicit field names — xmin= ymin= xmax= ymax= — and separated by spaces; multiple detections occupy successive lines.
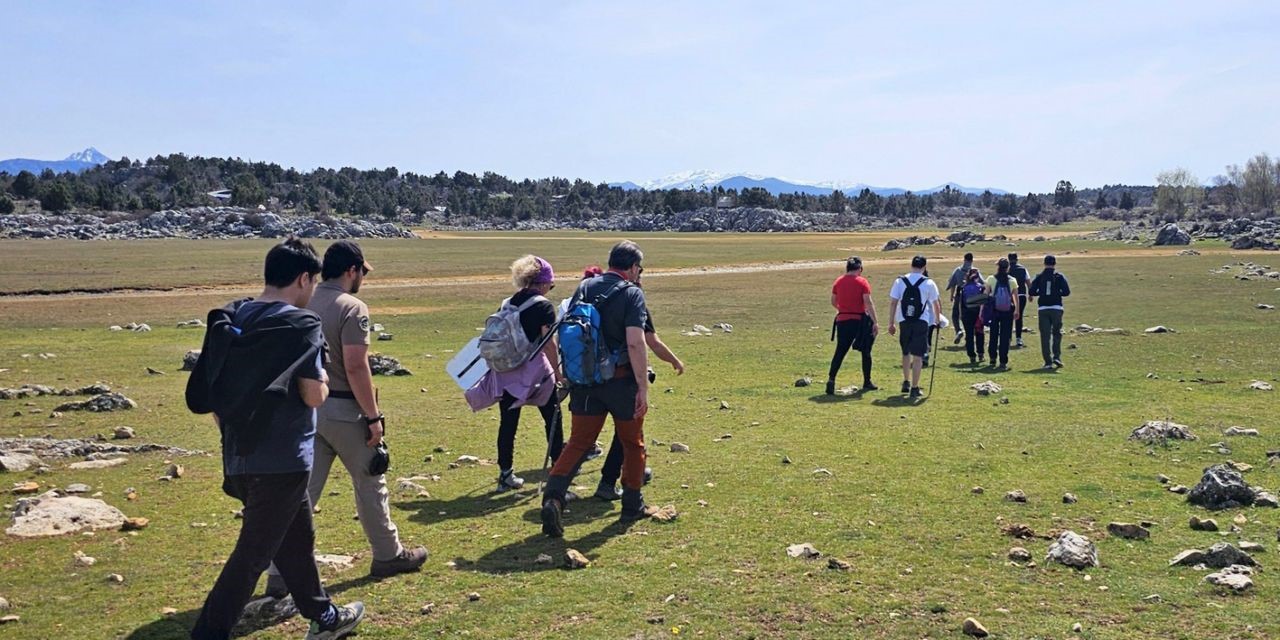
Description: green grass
xmin=1 ymin=232 xmax=1278 ymax=639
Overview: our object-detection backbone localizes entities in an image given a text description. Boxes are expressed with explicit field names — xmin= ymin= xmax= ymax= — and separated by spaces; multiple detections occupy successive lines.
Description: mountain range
xmin=609 ymin=170 xmax=1008 ymax=197
xmin=0 ymin=148 xmax=111 ymax=175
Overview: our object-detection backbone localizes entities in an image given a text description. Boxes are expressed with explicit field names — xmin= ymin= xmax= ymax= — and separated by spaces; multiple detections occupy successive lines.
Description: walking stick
xmin=927 ymin=324 xmax=941 ymax=396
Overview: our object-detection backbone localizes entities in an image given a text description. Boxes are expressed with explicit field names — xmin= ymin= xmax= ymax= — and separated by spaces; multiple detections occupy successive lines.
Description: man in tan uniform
xmin=266 ymin=240 xmax=425 ymax=597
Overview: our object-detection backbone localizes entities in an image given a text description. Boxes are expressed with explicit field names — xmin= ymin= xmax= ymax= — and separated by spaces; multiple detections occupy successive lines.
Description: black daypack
xmin=900 ymin=276 xmax=926 ymax=321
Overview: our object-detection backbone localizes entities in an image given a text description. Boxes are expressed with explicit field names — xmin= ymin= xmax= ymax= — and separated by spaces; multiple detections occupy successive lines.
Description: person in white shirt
xmin=887 ymin=255 xmax=942 ymax=399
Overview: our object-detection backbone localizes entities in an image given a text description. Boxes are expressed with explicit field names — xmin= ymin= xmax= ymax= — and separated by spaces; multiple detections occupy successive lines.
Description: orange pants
xmin=550 ymin=413 xmax=647 ymax=490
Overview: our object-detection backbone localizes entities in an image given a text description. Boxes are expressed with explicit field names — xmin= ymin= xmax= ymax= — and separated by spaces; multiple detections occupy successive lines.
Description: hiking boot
xmin=861 ymin=382 xmax=878 ymax=392
xmin=496 ymin=469 xmax=524 ymax=493
xmin=644 ymin=467 xmax=653 ymax=485
xmin=540 ymin=497 xmax=564 ymax=538
xmin=1016 ymin=339 xmax=1025 ymax=348
xmin=909 ymin=387 xmax=922 ymax=399
xmin=305 ymin=601 xmax=364 ymax=640
xmin=970 ymin=356 xmax=977 ymax=366
xmin=1043 ymin=363 xmax=1054 ymax=370
xmin=999 ymin=362 xmax=1009 ymax=370
xmin=977 ymin=354 xmax=985 ymax=363
xmin=1053 ymin=358 xmax=1063 ymax=369
xmin=584 ymin=442 xmax=604 ymax=461
xmin=594 ymin=481 xmax=622 ymax=501
xmin=620 ymin=504 xmax=661 ymax=522
xmin=953 ymin=331 xmax=964 ymax=345
xmin=370 ymin=546 xmax=428 ymax=578
xmin=900 ymin=381 xmax=911 ymax=394
xmin=264 ymin=572 xmax=288 ymax=599
xmin=824 ymin=379 xmax=836 ymax=395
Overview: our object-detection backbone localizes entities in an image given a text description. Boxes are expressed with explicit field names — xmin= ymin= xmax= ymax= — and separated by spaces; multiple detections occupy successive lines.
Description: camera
xmin=647 ymin=367 xmax=657 ymax=384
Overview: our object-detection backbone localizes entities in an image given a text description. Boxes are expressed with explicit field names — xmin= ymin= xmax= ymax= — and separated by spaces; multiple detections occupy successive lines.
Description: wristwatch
xmin=364 ymin=413 xmax=385 ymax=426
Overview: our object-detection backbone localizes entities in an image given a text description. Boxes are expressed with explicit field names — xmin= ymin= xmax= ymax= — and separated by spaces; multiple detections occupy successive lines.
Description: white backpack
xmin=478 ymin=295 xmax=546 ymax=372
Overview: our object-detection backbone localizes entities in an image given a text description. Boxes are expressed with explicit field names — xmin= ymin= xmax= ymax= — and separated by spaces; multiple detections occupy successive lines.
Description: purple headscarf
xmin=532 ymin=257 xmax=555 ymax=285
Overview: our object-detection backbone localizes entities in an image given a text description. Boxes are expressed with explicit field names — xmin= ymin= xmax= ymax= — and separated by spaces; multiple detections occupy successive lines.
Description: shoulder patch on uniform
xmin=358 ymin=315 xmax=371 ymax=332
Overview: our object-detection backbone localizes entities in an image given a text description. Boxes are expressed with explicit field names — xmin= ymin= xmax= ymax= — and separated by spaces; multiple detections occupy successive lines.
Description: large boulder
xmin=1187 ymin=464 xmax=1254 ymax=510
xmin=1045 ymin=531 xmax=1099 ymax=569
xmin=1154 ymin=223 xmax=1191 ymax=246
xmin=6 ymin=492 xmax=128 ymax=538
xmin=0 ymin=453 xmax=42 ymax=473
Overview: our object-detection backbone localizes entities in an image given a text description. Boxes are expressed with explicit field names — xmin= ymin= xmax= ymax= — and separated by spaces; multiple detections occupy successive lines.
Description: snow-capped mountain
xmin=612 ymin=170 xmax=1006 ymax=197
xmin=0 ymin=147 xmax=112 ymax=176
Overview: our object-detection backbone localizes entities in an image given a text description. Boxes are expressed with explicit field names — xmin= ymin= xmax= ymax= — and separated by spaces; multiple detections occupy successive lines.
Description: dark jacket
xmin=1029 ymin=270 xmax=1071 ymax=308
xmin=185 ymin=298 xmax=326 ymax=456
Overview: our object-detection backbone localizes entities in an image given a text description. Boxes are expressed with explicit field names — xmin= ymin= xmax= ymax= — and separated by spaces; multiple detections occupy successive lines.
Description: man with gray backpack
xmin=541 ymin=241 xmax=655 ymax=537
xmin=887 ymin=255 xmax=942 ymax=399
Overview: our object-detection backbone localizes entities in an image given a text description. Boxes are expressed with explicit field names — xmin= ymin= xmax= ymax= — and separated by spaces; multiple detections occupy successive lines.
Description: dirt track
xmin=2 ymin=246 xmax=1257 ymax=303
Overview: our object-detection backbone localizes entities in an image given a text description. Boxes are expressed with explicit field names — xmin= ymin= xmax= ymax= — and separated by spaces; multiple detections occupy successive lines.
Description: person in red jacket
xmin=826 ymin=256 xmax=880 ymax=395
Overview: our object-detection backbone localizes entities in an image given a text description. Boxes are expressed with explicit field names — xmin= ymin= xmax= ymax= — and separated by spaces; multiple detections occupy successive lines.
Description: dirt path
xmin=2 ymin=245 xmax=1256 ymax=303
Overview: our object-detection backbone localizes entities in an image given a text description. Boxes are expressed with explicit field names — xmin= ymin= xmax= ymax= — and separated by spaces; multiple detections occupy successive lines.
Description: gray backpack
xmin=478 ymin=295 xmax=546 ymax=372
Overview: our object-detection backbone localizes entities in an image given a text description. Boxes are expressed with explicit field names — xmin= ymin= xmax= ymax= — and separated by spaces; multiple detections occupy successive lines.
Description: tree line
xmin=0 ymin=153 xmax=1184 ymax=223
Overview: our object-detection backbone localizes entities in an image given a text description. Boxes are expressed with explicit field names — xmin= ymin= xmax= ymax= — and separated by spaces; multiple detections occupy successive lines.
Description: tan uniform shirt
xmin=307 ymin=280 xmax=371 ymax=393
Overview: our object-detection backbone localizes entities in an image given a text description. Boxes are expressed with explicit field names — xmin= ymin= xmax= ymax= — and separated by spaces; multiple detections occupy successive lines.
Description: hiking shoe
xmin=540 ymin=497 xmax=564 ymax=538
xmin=953 ymin=331 xmax=964 ymax=345
xmin=370 ymin=546 xmax=428 ymax=578
xmin=900 ymin=381 xmax=911 ymax=394
xmin=644 ymin=467 xmax=653 ymax=485
xmin=999 ymin=362 xmax=1009 ymax=370
xmin=584 ymin=442 xmax=604 ymax=461
xmin=861 ymin=382 xmax=878 ymax=392
xmin=825 ymin=379 xmax=836 ymax=395
xmin=620 ymin=504 xmax=660 ymax=523
xmin=922 ymin=353 xmax=930 ymax=367
xmin=909 ymin=387 xmax=922 ymax=399
xmin=1053 ymin=358 xmax=1063 ymax=369
xmin=264 ymin=572 xmax=288 ymax=599
xmin=305 ymin=602 xmax=364 ymax=640
xmin=496 ymin=470 xmax=524 ymax=493
xmin=1016 ymin=339 xmax=1025 ymax=348
xmin=1043 ymin=363 xmax=1054 ymax=370
xmin=977 ymin=355 xmax=985 ymax=363
xmin=970 ymin=356 xmax=977 ymax=366
xmin=594 ymin=481 xmax=622 ymax=501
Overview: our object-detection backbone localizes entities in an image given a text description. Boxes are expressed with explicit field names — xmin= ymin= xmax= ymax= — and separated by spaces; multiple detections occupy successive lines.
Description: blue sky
xmin=2 ymin=1 xmax=1277 ymax=192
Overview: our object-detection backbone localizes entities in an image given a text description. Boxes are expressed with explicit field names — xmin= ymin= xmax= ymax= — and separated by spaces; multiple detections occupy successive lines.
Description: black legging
xmin=496 ymin=392 xmax=563 ymax=471
xmin=1015 ymin=294 xmax=1028 ymax=340
xmin=988 ymin=311 xmax=1014 ymax=366
xmin=961 ymin=305 xmax=985 ymax=359
xmin=951 ymin=296 xmax=962 ymax=334
xmin=828 ymin=318 xmax=874 ymax=384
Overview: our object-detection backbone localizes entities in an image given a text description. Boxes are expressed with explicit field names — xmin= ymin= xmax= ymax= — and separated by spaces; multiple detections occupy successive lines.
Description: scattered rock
xmin=1170 ymin=543 xmax=1256 ymax=568
xmin=121 ymin=517 xmax=149 ymax=531
xmin=176 ymin=319 xmax=205 ymax=328
xmin=419 ymin=603 xmax=435 ymax=615
xmin=1252 ymin=488 xmax=1279 ymax=508
xmin=64 ymin=483 xmax=91 ymax=494
xmin=669 ymin=443 xmax=690 ymax=453
xmin=651 ymin=505 xmax=679 ymax=522
xmin=467 ymin=592 xmax=481 ymax=602
xmin=54 ymin=393 xmax=137 ymax=413
xmin=1258 ymin=304 xmax=1276 ymax=310
xmin=1204 ymin=566 xmax=1254 ymax=592
xmin=971 ymin=486 xmax=984 ymax=495
xmin=1008 ymin=547 xmax=1032 ymax=562
xmin=1144 ymin=325 xmax=1174 ymax=334
xmin=454 ymin=455 xmax=481 ymax=465
xmin=1154 ymin=223 xmax=1192 ymax=246
xmin=1062 ymin=493 xmax=1078 ymax=504
xmin=827 ymin=558 xmax=852 ymax=571
xmin=0 ymin=453 xmax=42 ymax=473
xmin=786 ymin=543 xmax=821 ymax=559
xmin=1224 ymin=426 xmax=1260 ymax=437
xmin=1190 ymin=516 xmax=1219 ymax=532
xmin=794 ymin=377 xmax=812 ymax=388
xmin=106 ymin=573 xmax=124 ymax=584
xmin=68 ymin=458 xmax=128 ymax=470
xmin=377 ymin=333 xmax=394 ymax=341
xmin=235 ymin=595 xmax=298 ymax=632
xmin=73 ymin=551 xmax=97 ymax=567
xmin=0 ymin=615 xmax=14 ymax=625
xmin=1072 ymin=622 xmax=1084 ymax=633
xmin=1239 ymin=541 xmax=1266 ymax=553
xmin=368 ymin=354 xmax=412 ymax=376
xmin=1188 ymin=464 xmax=1255 ymax=510
xmin=972 ymin=381 xmax=1002 ymax=396
xmin=534 ymin=553 xmax=554 ymax=565
xmin=314 ymin=554 xmax=354 ymax=571
xmin=112 ymin=426 xmax=135 ymax=440
xmin=1002 ymin=523 xmax=1037 ymax=539
xmin=1249 ymin=380 xmax=1274 ymax=391
xmin=145 ymin=367 xmax=165 ymax=376
xmin=962 ymin=617 xmax=990 ymax=638
xmin=1004 ymin=489 xmax=1028 ymax=503
xmin=1130 ymin=420 xmax=1197 ymax=443
xmin=565 ymin=549 xmax=591 ymax=569
xmin=1107 ymin=522 xmax=1150 ymax=540
xmin=0 ymin=597 xmax=8 ymax=610
xmin=11 ymin=481 xmax=40 ymax=494
xmin=6 ymin=493 xmax=127 ymax=537
xmin=1168 ymin=484 xmax=1189 ymax=494
xmin=1046 ymin=531 xmax=1099 ymax=569
xmin=181 ymin=350 xmax=201 ymax=371
xmin=719 ymin=400 xmax=730 ymax=410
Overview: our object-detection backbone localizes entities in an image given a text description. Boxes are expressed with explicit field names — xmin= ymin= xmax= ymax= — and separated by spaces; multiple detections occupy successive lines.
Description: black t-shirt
xmin=1009 ymin=264 xmax=1029 ymax=294
xmin=508 ymin=289 xmax=556 ymax=344
xmin=573 ymin=273 xmax=647 ymax=365
xmin=643 ymin=306 xmax=655 ymax=334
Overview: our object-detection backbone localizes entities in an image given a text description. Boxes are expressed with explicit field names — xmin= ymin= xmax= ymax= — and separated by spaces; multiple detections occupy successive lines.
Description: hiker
xmin=595 ymin=271 xmax=681 ymax=500
xmin=887 ymin=255 xmax=941 ymax=399
xmin=945 ymin=252 xmax=974 ymax=345
xmin=1028 ymin=254 xmax=1070 ymax=369
xmin=959 ymin=268 xmax=988 ymax=365
xmin=465 ymin=255 xmax=565 ymax=491
xmin=826 ymin=256 xmax=879 ymax=395
xmin=541 ymin=241 xmax=655 ymax=536
xmin=263 ymin=241 xmax=426 ymax=599
xmin=984 ymin=257 xmax=1021 ymax=370
xmin=185 ymin=237 xmax=363 ymax=640
xmin=1007 ymin=253 xmax=1030 ymax=348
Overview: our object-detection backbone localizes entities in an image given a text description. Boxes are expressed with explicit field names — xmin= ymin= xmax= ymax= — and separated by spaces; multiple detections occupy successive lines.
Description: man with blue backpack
xmin=541 ymin=241 xmax=655 ymax=537
xmin=887 ymin=255 xmax=942 ymax=399
xmin=984 ymin=258 xmax=1022 ymax=370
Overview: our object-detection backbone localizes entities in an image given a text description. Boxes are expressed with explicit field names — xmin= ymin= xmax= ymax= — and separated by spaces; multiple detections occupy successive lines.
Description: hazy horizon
xmin=3 ymin=1 xmax=1278 ymax=193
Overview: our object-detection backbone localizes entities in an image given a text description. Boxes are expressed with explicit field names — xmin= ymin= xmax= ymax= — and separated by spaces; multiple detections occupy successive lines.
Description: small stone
xmin=971 ymin=486 xmax=984 ymax=495
xmin=314 ymin=554 xmax=355 ymax=571
xmin=1157 ymin=474 xmax=1171 ymax=484
xmin=781 ymin=456 xmax=792 ymax=465
xmin=74 ymin=551 xmax=97 ymax=567
xmin=1250 ymin=380 xmax=1274 ymax=391
xmin=1239 ymin=541 xmax=1265 ymax=553
xmin=786 ymin=543 xmax=821 ymax=559
xmin=1107 ymin=522 xmax=1150 ymax=540
xmin=1168 ymin=484 xmax=1189 ymax=494
xmin=1072 ymin=623 xmax=1083 ymax=633
xmin=164 ymin=464 xmax=184 ymax=479
xmin=972 ymin=381 xmax=1002 ymax=396
xmin=11 ymin=482 xmax=39 ymax=495
xmin=534 ymin=553 xmax=554 ymax=565
xmin=794 ymin=377 xmax=812 ymax=388
xmin=827 ymin=558 xmax=852 ymax=571
xmin=1224 ymin=426 xmax=1260 ymax=437
xmin=1062 ymin=493 xmax=1078 ymax=504
xmin=112 ymin=426 xmax=135 ymax=440
xmin=120 ymin=517 xmax=149 ymax=531
xmin=454 ymin=455 xmax=481 ymax=465
xmin=0 ymin=598 xmax=8 ymax=611
xmin=467 ymin=592 xmax=481 ymax=602
xmin=962 ymin=617 xmax=989 ymax=637
xmin=565 ymin=549 xmax=591 ymax=569
xmin=651 ymin=505 xmax=679 ymax=522
xmin=161 ymin=607 xmax=178 ymax=616
xmin=145 ymin=367 xmax=165 ymax=376
xmin=420 ymin=602 xmax=435 ymax=615
xmin=1233 ymin=513 xmax=1248 ymax=526
xmin=719 ymin=400 xmax=730 ymax=410
xmin=1004 ymin=489 xmax=1027 ymax=503
xmin=812 ymin=468 xmax=833 ymax=477
xmin=1008 ymin=547 xmax=1032 ymax=562
xmin=1190 ymin=516 xmax=1219 ymax=532
xmin=106 ymin=573 xmax=124 ymax=584
xmin=669 ymin=443 xmax=690 ymax=453
xmin=1204 ymin=569 xmax=1253 ymax=592
xmin=1046 ymin=531 xmax=1100 ymax=569
xmin=0 ymin=615 xmax=17 ymax=625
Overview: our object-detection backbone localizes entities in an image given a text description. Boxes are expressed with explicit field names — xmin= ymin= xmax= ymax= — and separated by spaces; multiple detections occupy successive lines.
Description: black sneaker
xmin=306 ymin=602 xmax=364 ymax=640
xmin=644 ymin=467 xmax=653 ymax=485
xmin=620 ymin=503 xmax=660 ymax=523
xmin=900 ymin=381 xmax=911 ymax=394
xmin=909 ymin=387 xmax=922 ymax=399
xmin=825 ymin=380 xmax=836 ymax=395
xmin=861 ymin=382 xmax=878 ymax=392
xmin=370 ymin=546 xmax=428 ymax=578
xmin=970 ymin=356 xmax=977 ymax=366
xmin=540 ymin=498 xmax=564 ymax=538
xmin=593 ymin=482 xmax=622 ymax=501
xmin=953 ymin=331 xmax=964 ymax=345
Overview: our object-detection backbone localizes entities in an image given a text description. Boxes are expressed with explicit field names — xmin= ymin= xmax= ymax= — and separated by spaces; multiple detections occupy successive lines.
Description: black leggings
xmin=828 ymin=318 xmax=874 ymax=384
xmin=988 ymin=312 xmax=1014 ymax=365
xmin=497 ymin=392 xmax=563 ymax=471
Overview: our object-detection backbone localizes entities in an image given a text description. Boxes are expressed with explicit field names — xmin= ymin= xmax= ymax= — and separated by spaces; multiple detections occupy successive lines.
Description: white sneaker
xmin=496 ymin=470 xmax=524 ymax=492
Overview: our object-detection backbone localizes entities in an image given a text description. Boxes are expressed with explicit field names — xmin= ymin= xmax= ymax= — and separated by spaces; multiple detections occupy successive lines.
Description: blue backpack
xmin=558 ymin=279 xmax=631 ymax=386
xmin=961 ymin=281 xmax=987 ymax=308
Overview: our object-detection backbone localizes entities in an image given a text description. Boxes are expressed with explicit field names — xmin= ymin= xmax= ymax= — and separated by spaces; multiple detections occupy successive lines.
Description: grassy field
xmin=1 ymin=230 xmax=1279 ymax=639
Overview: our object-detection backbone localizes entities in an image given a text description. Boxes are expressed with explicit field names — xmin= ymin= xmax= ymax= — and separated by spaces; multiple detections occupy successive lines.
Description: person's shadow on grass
xmin=870 ymin=395 xmax=929 ymax=407
xmin=456 ymin=510 xmax=641 ymax=575
xmin=394 ymin=465 xmax=563 ymax=526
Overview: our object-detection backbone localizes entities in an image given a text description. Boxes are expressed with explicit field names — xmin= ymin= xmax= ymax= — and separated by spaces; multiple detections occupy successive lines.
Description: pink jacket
xmin=464 ymin=352 xmax=556 ymax=412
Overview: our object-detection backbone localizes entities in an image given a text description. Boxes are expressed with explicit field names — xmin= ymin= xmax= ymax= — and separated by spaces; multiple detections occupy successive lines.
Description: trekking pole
xmin=927 ymin=324 xmax=941 ymax=396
